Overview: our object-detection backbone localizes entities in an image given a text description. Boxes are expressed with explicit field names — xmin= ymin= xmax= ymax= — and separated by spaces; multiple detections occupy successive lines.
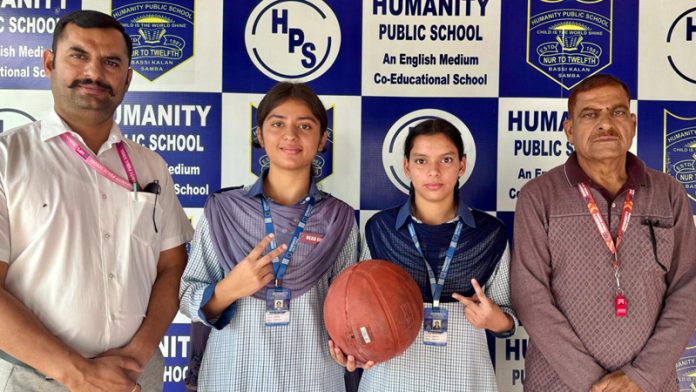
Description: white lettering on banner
xmin=159 ymin=334 xmax=190 ymax=358
xmin=6 ymin=16 xmax=58 ymax=33
xmin=169 ymin=163 xmax=201 ymax=176
xmin=162 ymin=366 xmax=188 ymax=383
xmin=17 ymin=45 xmax=43 ymax=57
xmin=0 ymin=45 xmax=16 ymax=57
xmin=112 ymin=4 xmax=146 ymax=18
xmin=0 ymin=65 xmax=29 ymax=77
xmin=124 ymin=134 xmax=206 ymax=153
xmin=372 ymin=0 xmax=489 ymax=17
xmin=175 ymin=183 xmax=209 ymax=196
xmin=0 ymin=0 xmax=66 ymax=9
xmin=114 ymin=105 xmax=211 ymax=127
xmin=508 ymin=110 xmax=568 ymax=132
xmin=149 ymin=134 xmax=205 ymax=152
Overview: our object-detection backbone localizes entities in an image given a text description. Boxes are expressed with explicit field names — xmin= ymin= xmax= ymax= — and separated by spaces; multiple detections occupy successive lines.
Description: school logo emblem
xmin=676 ymin=336 xmax=696 ymax=391
xmin=249 ymin=105 xmax=335 ymax=182
xmin=245 ymin=0 xmax=341 ymax=81
xmin=113 ymin=0 xmax=194 ymax=81
xmin=664 ymin=110 xmax=696 ymax=205
xmin=666 ymin=7 xmax=696 ymax=84
xmin=381 ymin=109 xmax=476 ymax=195
xmin=0 ymin=108 xmax=35 ymax=133
xmin=527 ymin=0 xmax=612 ymax=90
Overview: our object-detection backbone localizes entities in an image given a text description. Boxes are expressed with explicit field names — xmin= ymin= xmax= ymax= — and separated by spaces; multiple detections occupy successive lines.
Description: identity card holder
xmin=423 ymin=307 xmax=448 ymax=346
xmin=265 ymin=287 xmax=291 ymax=326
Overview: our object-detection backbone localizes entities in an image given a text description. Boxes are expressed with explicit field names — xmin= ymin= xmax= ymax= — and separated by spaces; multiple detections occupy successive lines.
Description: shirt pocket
xmin=640 ymin=217 xmax=674 ymax=276
xmin=128 ymin=191 xmax=163 ymax=254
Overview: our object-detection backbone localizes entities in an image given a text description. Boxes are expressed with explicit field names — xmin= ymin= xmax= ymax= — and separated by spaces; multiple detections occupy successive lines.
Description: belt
xmin=0 ymin=350 xmax=55 ymax=381
xmin=0 ymin=350 xmax=30 ymax=369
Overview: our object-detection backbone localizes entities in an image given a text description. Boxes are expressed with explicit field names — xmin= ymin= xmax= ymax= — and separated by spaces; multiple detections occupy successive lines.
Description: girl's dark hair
xmin=403 ymin=118 xmax=465 ymax=159
xmin=404 ymin=118 xmax=465 ymax=202
xmin=253 ymin=82 xmax=328 ymax=151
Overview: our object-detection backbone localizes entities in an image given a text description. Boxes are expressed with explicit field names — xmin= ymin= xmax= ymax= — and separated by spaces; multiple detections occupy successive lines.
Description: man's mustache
xmin=68 ymin=79 xmax=115 ymax=96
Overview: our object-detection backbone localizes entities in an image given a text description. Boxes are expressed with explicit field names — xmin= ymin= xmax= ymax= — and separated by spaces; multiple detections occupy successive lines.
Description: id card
xmin=423 ymin=307 xmax=448 ymax=346
xmin=265 ymin=287 xmax=291 ymax=326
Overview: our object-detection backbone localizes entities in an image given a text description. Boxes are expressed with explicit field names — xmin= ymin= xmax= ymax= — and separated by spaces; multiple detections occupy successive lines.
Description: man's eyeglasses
xmin=143 ymin=180 xmax=161 ymax=233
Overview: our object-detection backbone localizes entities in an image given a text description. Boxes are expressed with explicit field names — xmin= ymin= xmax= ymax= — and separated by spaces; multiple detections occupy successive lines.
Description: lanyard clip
xmin=432 ymin=299 xmax=439 ymax=309
xmin=274 ymin=279 xmax=283 ymax=288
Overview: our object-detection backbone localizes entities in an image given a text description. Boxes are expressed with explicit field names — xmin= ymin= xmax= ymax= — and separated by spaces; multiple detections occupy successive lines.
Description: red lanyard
xmin=578 ymin=183 xmax=635 ymax=317
xmin=60 ymin=133 xmax=139 ymax=191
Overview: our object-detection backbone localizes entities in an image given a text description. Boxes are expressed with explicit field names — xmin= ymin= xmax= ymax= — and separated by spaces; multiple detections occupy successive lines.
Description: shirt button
xmin=110 ymin=314 xmax=115 ymax=321
xmin=104 ymin=233 xmax=111 ymax=239
xmin=108 ymin=273 xmax=115 ymax=279
xmin=611 ymin=202 xmax=616 ymax=208
xmin=102 ymin=194 xmax=107 ymax=200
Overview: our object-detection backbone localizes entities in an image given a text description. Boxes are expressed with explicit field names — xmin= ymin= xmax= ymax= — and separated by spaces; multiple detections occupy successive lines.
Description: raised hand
xmin=452 ymin=278 xmax=513 ymax=333
xmin=204 ymin=234 xmax=287 ymax=318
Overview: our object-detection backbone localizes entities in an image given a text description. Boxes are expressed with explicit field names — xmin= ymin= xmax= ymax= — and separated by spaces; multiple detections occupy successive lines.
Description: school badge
xmin=527 ymin=0 xmax=612 ymax=90
xmin=113 ymin=0 xmax=194 ymax=81
xmin=676 ymin=335 xmax=696 ymax=391
xmin=666 ymin=7 xmax=696 ymax=84
xmin=249 ymin=105 xmax=335 ymax=182
xmin=244 ymin=0 xmax=341 ymax=81
xmin=664 ymin=110 xmax=696 ymax=205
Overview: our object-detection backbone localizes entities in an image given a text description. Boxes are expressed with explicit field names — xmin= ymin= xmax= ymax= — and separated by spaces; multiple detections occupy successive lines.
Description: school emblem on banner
xmin=676 ymin=334 xmax=696 ymax=391
xmin=113 ymin=0 xmax=194 ymax=81
xmin=527 ymin=0 xmax=612 ymax=90
xmin=249 ymin=106 xmax=335 ymax=182
xmin=244 ymin=0 xmax=341 ymax=82
xmin=664 ymin=110 xmax=696 ymax=205
xmin=666 ymin=7 xmax=696 ymax=84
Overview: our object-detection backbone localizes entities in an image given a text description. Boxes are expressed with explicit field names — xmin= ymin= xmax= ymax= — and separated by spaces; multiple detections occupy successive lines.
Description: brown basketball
xmin=324 ymin=259 xmax=424 ymax=363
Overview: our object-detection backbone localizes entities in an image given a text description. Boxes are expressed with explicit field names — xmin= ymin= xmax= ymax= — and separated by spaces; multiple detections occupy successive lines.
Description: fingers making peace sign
xmin=202 ymin=234 xmax=287 ymax=319
xmin=452 ymin=278 xmax=513 ymax=334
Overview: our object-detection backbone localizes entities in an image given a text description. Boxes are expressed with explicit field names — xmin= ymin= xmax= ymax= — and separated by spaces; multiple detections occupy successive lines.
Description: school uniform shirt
xmin=179 ymin=180 xmax=358 ymax=392
xmin=358 ymin=200 xmax=516 ymax=392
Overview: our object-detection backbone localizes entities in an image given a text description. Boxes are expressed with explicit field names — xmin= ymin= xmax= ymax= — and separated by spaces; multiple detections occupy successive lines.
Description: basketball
xmin=324 ymin=259 xmax=424 ymax=363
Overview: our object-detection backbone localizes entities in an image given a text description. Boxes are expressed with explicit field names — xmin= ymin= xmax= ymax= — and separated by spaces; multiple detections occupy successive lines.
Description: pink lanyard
xmin=60 ymin=133 xmax=139 ymax=191
xmin=578 ymin=183 xmax=635 ymax=317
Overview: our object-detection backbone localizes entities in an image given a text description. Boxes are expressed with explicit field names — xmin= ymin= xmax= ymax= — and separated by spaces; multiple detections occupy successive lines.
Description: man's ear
xmin=563 ymin=119 xmax=574 ymax=145
xmin=43 ymin=49 xmax=54 ymax=76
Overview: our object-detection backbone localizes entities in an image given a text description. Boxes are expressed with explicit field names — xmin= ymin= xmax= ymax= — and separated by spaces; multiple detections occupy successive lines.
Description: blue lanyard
xmin=407 ymin=219 xmax=463 ymax=308
xmin=261 ymin=196 xmax=315 ymax=285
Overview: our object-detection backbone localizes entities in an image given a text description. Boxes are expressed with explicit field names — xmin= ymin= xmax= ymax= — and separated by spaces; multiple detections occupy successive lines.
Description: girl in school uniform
xmin=181 ymin=82 xmax=358 ymax=392
xmin=331 ymin=118 xmax=517 ymax=392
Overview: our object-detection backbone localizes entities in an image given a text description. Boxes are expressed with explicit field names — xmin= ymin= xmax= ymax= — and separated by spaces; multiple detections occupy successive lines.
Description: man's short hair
xmin=567 ymin=74 xmax=631 ymax=116
xmin=52 ymin=10 xmax=133 ymax=65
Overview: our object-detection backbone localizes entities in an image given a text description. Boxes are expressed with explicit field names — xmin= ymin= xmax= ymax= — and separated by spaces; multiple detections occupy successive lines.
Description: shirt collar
xmin=395 ymin=197 xmax=476 ymax=229
xmin=41 ymin=109 xmax=126 ymax=152
xmin=245 ymin=169 xmax=324 ymax=203
xmin=564 ymin=151 xmax=647 ymax=188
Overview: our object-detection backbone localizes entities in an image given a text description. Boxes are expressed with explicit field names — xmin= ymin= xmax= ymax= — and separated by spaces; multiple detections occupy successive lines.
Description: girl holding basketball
xmin=330 ymin=118 xmax=516 ymax=391
xmin=180 ymin=82 xmax=358 ymax=391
